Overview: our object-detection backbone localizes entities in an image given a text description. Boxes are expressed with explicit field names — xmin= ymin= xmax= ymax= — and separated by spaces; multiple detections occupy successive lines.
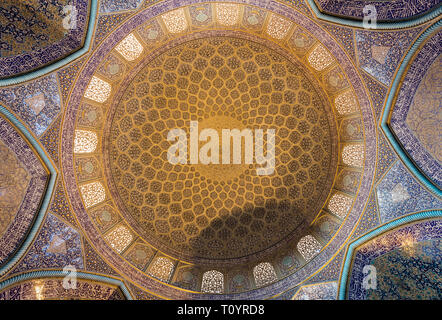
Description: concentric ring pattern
xmin=106 ymin=36 xmax=337 ymax=261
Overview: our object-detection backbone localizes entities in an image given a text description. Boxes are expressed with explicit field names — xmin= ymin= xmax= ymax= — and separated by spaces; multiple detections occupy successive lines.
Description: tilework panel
xmin=280 ymin=0 xmax=312 ymax=16
xmin=0 ymin=141 xmax=30 ymax=240
xmin=405 ymin=56 xmax=441 ymax=164
xmin=376 ymin=161 xmax=442 ymax=223
xmin=361 ymin=72 xmax=388 ymax=121
xmin=10 ymin=213 xmax=84 ymax=274
xmin=57 ymin=57 xmax=88 ymax=106
xmin=270 ymin=286 xmax=299 ymax=300
xmin=94 ymin=13 xmax=133 ymax=48
xmin=390 ymin=30 xmax=442 ymax=189
xmin=0 ymin=278 xmax=125 ymax=300
xmin=0 ymin=74 xmax=61 ymax=136
xmin=375 ymin=132 xmax=397 ymax=183
xmin=0 ymin=0 xmax=70 ymax=58
xmin=99 ymin=0 xmax=143 ymax=14
xmin=39 ymin=116 xmax=62 ymax=167
xmin=126 ymin=282 xmax=162 ymax=300
xmin=61 ymin=0 xmax=376 ymax=299
xmin=367 ymin=239 xmax=441 ymax=299
xmin=307 ymin=247 xmax=346 ymax=283
xmin=0 ymin=0 xmax=90 ymax=79
xmin=49 ymin=181 xmax=79 ymax=228
xmin=0 ymin=114 xmax=48 ymax=268
xmin=83 ymin=239 xmax=120 ymax=277
xmin=319 ymin=23 xmax=356 ymax=62
xmin=293 ymin=281 xmax=337 ymax=300
xmin=351 ymin=192 xmax=380 ymax=240
xmin=314 ymin=0 xmax=440 ymax=21
xmin=356 ymin=28 xmax=422 ymax=85
xmin=346 ymin=218 xmax=441 ymax=300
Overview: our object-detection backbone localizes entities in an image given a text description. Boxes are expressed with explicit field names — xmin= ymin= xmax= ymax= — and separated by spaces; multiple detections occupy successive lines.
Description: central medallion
xmin=105 ymin=36 xmax=337 ymax=261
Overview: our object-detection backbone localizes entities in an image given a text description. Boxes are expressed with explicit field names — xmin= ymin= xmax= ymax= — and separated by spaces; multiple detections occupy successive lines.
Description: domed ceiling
xmin=0 ymin=0 xmax=440 ymax=301
xmin=106 ymin=35 xmax=338 ymax=262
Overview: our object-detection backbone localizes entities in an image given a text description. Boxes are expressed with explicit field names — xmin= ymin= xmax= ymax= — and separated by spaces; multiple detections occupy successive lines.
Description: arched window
xmin=115 ymin=33 xmax=144 ymax=61
xmin=79 ymin=181 xmax=106 ymax=208
xmin=266 ymin=14 xmax=292 ymax=40
xmin=297 ymin=235 xmax=322 ymax=261
xmin=342 ymin=144 xmax=364 ymax=167
xmin=334 ymin=91 xmax=359 ymax=115
xmin=253 ymin=262 xmax=278 ymax=288
xmin=308 ymin=44 xmax=334 ymax=71
xmin=216 ymin=3 xmax=239 ymax=26
xmin=148 ymin=257 xmax=175 ymax=282
xmin=162 ymin=8 xmax=188 ymax=33
xmin=201 ymin=270 xmax=224 ymax=293
xmin=104 ymin=224 xmax=133 ymax=253
xmin=84 ymin=76 xmax=111 ymax=103
xmin=328 ymin=193 xmax=353 ymax=219
xmin=74 ymin=130 xmax=98 ymax=153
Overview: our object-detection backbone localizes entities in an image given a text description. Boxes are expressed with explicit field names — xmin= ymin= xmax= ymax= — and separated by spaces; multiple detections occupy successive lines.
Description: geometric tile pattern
xmin=49 ymin=181 xmax=79 ymax=229
xmin=375 ymin=132 xmax=398 ymax=183
xmin=376 ymin=161 xmax=442 ymax=223
xmin=0 ymin=277 xmax=126 ymax=300
xmin=99 ymin=0 xmax=143 ymax=14
xmin=307 ymin=247 xmax=346 ymax=283
xmin=2 ymin=0 xmax=440 ymax=301
xmin=356 ymin=28 xmax=422 ymax=85
xmin=39 ymin=116 xmax=62 ymax=166
xmin=344 ymin=217 xmax=441 ymax=300
xmin=0 ymin=113 xmax=49 ymax=269
xmin=319 ymin=22 xmax=356 ymax=62
xmin=389 ymin=29 xmax=442 ymax=189
xmin=57 ymin=58 xmax=88 ymax=106
xmin=61 ymin=0 xmax=376 ymax=299
xmin=82 ymin=240 xmax=120 ymax=277
xmin=351 ymin=192 xmax=380 ymax=240
xmin=0 ymin=74 xmax=61 ymax=136
xmin=313 ymin=0 xmax=440 ymax=21
xmin=360 ymin=72 xmax=388 ymax=121
xmin=293 ymin=281 xmax=338 ymax=300
xmin=93 ymin=12 xmax=133 ymax=47
xmin=9 ymin=214 xmax=84 ymax=275
xmin=0 ymin=0 xmax=91 ymax=80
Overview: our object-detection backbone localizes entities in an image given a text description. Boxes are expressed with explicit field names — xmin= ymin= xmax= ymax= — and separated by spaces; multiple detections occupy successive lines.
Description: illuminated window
xmin=328 ymin=193 xmax=353 ymax=219
xmin=74 ymin=130 xmax=98 ymax=153
xmin=148 ymin=257 xmax=175 ymax=282
xmin=79 ymin=181 xmax=106 ymax=208
xmin=253 ymin=262 xmax=277 ymax=288
xmin=216 ymin=3 xmax=239 ymax=26
xmin=84 ymin=76 xmax=111 ymax=103
xmin=34 ymin=280 xmax=44 ymax=300
xmin=104 ymin=224 xmax=133 ymax=253
xmin=115 ymin=33 xmax=144 ymax=61
xmin=297 ymin=235 xmax=322 ymax=261
xmin=266 ymin=14 xmax=292 ymax=40
xmin=334 ymin=90 xmax=359 ymax=115
xmin=201 ymin=270 xmax=224 ymax=293
xmin=162 ymin=8 xmax=188 ymax=33
xmin=342 ymin=144 xmax=364 ymax=167
xmin=307 ymin=44 xmax=334 ymax=71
